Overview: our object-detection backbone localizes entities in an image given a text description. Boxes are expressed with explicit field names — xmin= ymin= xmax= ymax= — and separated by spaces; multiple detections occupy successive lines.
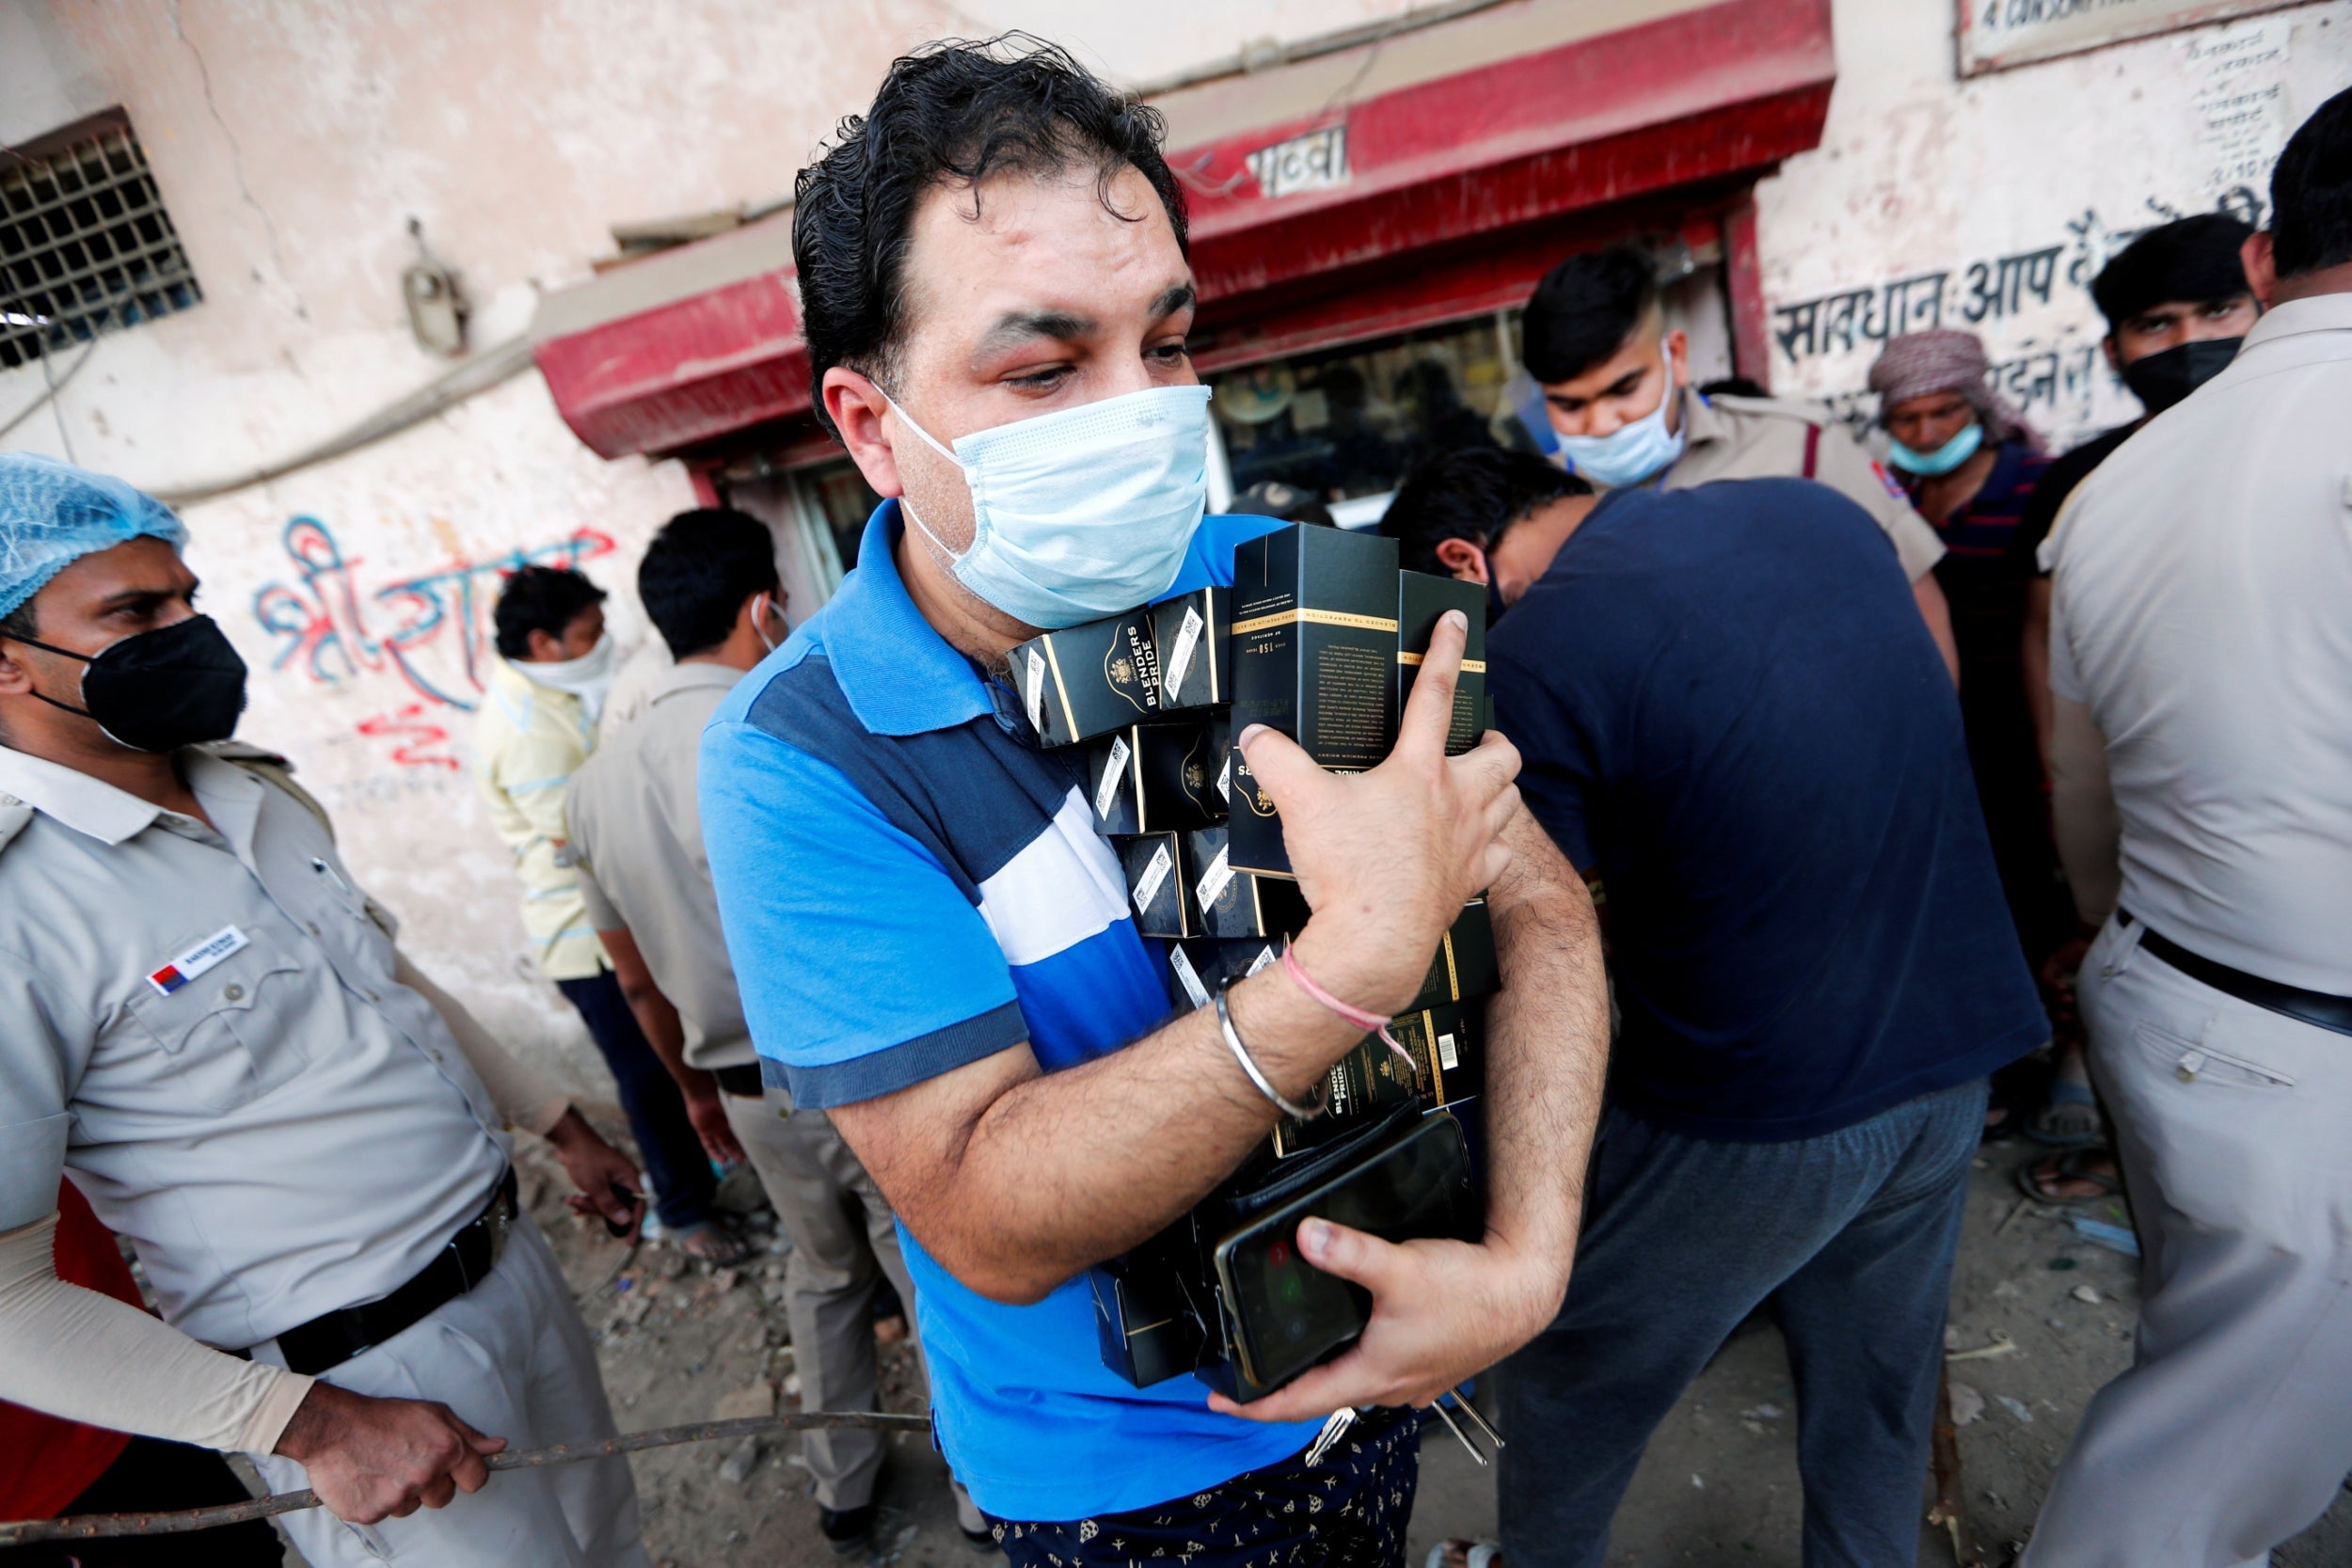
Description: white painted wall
xmin=1756 ymin=0 xmax=2350 ymax=447
xmin=3 ymin=0 xmax=2345 ymax=1095
xmin=0 ymin=0 xmax=1426 ymax=1096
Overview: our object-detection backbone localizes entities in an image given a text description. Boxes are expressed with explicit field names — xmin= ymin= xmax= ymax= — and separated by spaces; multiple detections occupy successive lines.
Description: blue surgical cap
xmin=0 ymin=453 xmax=188 ymax=623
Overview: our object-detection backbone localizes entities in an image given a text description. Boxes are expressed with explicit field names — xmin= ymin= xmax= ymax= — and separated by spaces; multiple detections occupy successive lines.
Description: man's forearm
xmin=1914 ymin=575 xmax=1961 ymax=686
xmin=2023 ymin=578 xmax=2055 ymax=781
xmin=1480 ymin=808 xmax=1611 ymax=1298
xmin=836 ymin=939 xmax=1375 ymax=1305
xmin=2049 ymin=696 xmax=2122 ymax=926
xmin=0 ymin=1212 xmax=313 ymax=1452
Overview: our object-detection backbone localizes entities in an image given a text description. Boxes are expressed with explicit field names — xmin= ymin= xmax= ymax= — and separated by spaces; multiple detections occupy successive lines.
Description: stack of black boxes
xmin=1011 ymin=523 xmax=1503 ymax=1401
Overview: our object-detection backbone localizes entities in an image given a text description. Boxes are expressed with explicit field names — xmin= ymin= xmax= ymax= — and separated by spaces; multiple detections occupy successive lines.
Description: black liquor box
xmin=1185 ymin=825 xmax=1311 ymax=941
xmin=1227 ymin=524 xmax=1400 ymax=877
xmin=1396 ymin=570 xmax=1487 ymax=754
xmin=1088 ymin=720 xmax=1227 ymax=835
xmin=1013 ymin=610 xmax=1162 ymax=747
xmin=1152 ymin=586 xmax=1230 ymax=711
xmin=1166 ymin=937 xmax=1282 ymax=1012
xmin=1118 ymin=832 xmax=1197 ymax=939
xmin=1406 ymin=897 xmax=1498 ymax=1014
xmin=1272 ymin=999 xmax=1486 ymax=1157
xmin=1089 ymin=1225 xmax=1207 ymax=1387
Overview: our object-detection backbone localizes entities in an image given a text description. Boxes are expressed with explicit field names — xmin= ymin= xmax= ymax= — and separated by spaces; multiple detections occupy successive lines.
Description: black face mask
xmin=10 ymin=613 xmax=249 ymax=752
xmin=2121 ymin=337 xmax=2243 ymax=415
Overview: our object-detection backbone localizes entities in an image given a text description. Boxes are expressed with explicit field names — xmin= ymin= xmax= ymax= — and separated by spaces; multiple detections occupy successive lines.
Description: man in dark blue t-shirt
xmin=1384 ymin=449 xmax=2043 ymax=1568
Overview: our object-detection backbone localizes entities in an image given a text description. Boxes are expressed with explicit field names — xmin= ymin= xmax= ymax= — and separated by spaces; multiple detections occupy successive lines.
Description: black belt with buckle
xmin=262 ymin=1168 xmax=519 ymax=1376
xmin=712 ymin=1063 xmax=766 ymax=1099
xmin=2121 ymin=911 xmax=2352 ymax=1038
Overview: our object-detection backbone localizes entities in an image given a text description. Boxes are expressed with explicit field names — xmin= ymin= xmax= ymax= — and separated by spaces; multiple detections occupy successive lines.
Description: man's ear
xmin=2241 ymin=231 xmax=2279 ymax=310
xmin=2102 ymin=334 xmax=2121 ymax=374
xmin=824 ymin=367 xmax=904 ymax=500
xmin=524 ymin=627 xmax=564 ymax=662
xmin=1665 ymin=326 xmax=1691 ymax=389
xmin=1432 ymin=536 xmax=1490 ymax=585
xmin=0 ymin=639 xmax=31 ymax=697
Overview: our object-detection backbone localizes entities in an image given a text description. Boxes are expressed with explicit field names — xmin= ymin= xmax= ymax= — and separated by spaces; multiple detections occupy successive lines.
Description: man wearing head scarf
xmin=1867 ymin=330 xmax=2071 ymax=997
xmin=0 ymin=454 xmax=653 ymax=1567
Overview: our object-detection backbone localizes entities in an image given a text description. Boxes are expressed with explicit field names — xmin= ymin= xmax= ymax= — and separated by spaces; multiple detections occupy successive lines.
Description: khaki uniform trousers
xmin=721 ymin=1092 xmax=919 ymax=1512
xmin=247 ymin=1215 xmax=649 ymax=1568
xmin=2022 ymin=916 xmax=2352 ymax=1568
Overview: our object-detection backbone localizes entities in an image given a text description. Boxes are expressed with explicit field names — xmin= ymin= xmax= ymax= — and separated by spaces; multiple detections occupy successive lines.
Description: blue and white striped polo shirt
xmin=699 ymin=500 xmax=1313 ymax=1522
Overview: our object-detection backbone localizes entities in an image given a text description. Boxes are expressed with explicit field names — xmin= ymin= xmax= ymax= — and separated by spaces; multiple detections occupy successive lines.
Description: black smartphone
xmin=1209 ymin=1110 xmax=1480 ymax=1400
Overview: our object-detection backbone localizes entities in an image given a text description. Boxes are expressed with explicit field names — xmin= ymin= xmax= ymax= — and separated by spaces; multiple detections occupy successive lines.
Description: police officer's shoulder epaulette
xmin=197 ymin=739 xmax=337 ymax=843
xmin=1708 ymin=392 xmax=1840 ymax=431
xmin=0 ymin=794 xmax=31 ymax=856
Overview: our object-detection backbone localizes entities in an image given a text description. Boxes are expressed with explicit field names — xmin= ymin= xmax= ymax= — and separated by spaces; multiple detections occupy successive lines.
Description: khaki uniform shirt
xmin=566 ymin=663 xmax=753 ymax=1070
xmin=2046 ymin=293 xmax=2352 ymax=994
xmin=1660 ymin=390 xmax=1947 ymax=581
xmin=0 ymin=742 xmax=510 ymax=1349
xmin=472 ymin=658 xmax=607 ymax=981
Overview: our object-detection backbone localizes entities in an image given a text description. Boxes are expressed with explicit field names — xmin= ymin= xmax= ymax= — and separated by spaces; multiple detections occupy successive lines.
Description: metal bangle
xmin=1215 ymin=980 xmax=1328 ymax=1122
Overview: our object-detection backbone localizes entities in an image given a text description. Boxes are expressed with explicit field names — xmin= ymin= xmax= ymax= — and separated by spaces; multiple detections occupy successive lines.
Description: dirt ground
xmin=296 ymin=1121 xmax=2348 ymax=1568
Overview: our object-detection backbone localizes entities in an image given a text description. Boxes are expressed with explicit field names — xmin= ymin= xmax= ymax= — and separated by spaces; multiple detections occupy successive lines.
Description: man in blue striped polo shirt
xmin=700 ymin=40 xmax=1610 ymax=1566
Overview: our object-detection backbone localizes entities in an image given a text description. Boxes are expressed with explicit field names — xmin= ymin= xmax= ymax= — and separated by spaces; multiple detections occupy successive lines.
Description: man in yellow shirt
xmin=474 ymin=565 xmax=737 ymax=1261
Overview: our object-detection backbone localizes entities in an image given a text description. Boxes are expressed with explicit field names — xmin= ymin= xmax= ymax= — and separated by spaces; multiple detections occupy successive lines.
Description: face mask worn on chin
xmin=10 ymin=613 xmax=248 ymax=752
xmin=1552 ymin=340 xmax=1687 ymax=489
xmin=883 ymin=384 xmax=1213 ymax=630
xmin=1887 ymin=420 xmax=1984 ymax=477
xmin=519 ymin=632 xmax=618 ymax=722
xmin=2122 ymin=337 xmax=2242 ymax=416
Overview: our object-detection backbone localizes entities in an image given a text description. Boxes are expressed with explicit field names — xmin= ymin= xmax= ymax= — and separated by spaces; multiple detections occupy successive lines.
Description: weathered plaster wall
xmin=0 ymin=0 xmax=1425 ymax=1096
xmin=5 ymin=0 xmax=2346 ymax=1096
xmin=1756 ymin=0 xmax=2350 ymax=447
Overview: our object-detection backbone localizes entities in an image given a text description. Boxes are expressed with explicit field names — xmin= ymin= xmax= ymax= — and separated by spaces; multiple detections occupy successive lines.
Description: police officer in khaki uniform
xmin=0 ymin=455 xmax=651 ymax=1568
xmin=1517 ymin=245 xmax=1960 ymax=681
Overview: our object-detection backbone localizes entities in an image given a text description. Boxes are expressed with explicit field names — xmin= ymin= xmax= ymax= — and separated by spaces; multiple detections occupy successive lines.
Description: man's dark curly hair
xmin=792 ymin=36 xmax=1189 ymax=438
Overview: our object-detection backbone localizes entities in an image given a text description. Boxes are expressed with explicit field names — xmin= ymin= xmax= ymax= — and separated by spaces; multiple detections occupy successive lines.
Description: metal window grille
xmin=2 ymin=116 xmax=202 ymax=371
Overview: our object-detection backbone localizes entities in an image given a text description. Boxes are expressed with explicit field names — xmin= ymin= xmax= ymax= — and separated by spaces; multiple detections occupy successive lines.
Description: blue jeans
xmin=1499 ymin=1079 xmax=1986 ymax=1568
xmin=556 ymin=970 xmax=717 ymax=1232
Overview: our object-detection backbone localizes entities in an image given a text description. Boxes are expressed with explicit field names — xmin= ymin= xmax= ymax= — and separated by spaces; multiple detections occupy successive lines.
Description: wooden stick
xmin=0 ymin=1411 xmax=930 ymax=1547
xmin=1926 ymin=1364 xmax=1982 ymax=1567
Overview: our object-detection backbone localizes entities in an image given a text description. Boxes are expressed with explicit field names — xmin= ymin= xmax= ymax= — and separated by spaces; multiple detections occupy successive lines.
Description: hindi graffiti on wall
xmin=1769 ymin=187 xmax=2265 ymax=439
xmin=1957 ymin=0 xmax=2303 ymax=75
xmin=250 ymin=515 xmax=617 ymax=768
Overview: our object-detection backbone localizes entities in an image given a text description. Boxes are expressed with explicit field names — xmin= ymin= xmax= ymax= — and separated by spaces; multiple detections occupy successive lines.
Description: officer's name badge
xmin=148 ymin=926 xmax=250 ymax=997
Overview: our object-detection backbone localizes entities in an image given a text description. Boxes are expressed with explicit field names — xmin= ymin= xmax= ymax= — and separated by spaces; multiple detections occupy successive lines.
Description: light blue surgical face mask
xmin=1551 ymin=341 xmax=1687 ymax=488
xmin=885 ymin=385 xmax=1212 ymax=629
xmin=1886 ymin=420 xmax=1982 ymax=476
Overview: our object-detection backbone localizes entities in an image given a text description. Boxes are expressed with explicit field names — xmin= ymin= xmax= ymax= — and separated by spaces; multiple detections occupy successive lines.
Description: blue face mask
xmin=1551 ymin=340 xmax=1687 ymax=488
xmin=887 ymin=386 xmax=1212 ymax=630
xmin=1886 ymin=420 xmax=1983 ymax=476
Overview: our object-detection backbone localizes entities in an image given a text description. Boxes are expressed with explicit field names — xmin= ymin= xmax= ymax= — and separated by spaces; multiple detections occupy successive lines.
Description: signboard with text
xmin=1957 ymin=0 xmax=2307 ymax=74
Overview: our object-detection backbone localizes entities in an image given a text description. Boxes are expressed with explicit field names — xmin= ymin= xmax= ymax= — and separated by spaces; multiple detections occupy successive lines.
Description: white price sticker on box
xmin=1093 ymin=735 xmax=1131 ymax=820
xmin=1131 ymin=840 xmax=1173 ymax=915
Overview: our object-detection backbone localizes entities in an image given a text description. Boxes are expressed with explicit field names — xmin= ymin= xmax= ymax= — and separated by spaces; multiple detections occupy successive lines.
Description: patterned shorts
xmin=993 ymin=1407 xmax=1421 ymax=1567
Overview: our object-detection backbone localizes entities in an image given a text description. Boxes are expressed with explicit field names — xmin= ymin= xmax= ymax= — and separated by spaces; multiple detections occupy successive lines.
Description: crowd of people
xmin=0 ymin=35 xmax=2344 ymax=1568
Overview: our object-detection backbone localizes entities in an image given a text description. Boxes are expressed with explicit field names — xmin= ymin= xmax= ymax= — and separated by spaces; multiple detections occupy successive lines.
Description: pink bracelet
xmin=1280 ymin=944 xmax=1415 ymax=1070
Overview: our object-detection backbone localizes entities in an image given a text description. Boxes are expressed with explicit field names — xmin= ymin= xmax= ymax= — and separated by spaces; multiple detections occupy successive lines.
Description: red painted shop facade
xmin=532 ymin=0 xmax=1836 ymax=599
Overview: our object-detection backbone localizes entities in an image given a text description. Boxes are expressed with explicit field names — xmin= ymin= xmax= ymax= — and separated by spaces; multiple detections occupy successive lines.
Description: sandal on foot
xmin=2024 ymin=1078 xmax=2104 ymax=1147
xmin=668 ymin=1221 xmax=748 ymax=1265
xmin=1426 ymin=1544 xmax=1502 ymax=1568
xmin=2017 ymin=1148 xmax=2122 ymax=1206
